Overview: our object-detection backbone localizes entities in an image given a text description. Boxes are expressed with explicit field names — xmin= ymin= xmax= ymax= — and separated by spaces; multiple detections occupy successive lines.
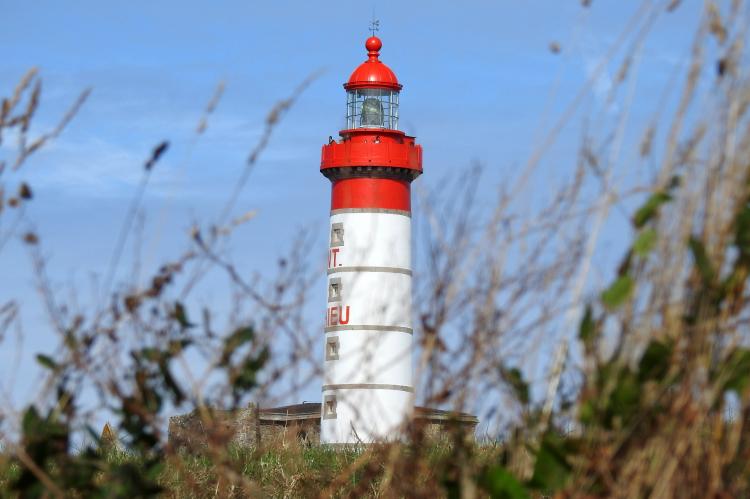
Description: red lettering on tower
xmin=338 ymin=305 xmax=350 ymax=324
xmin=326 ymin=305 xmax=352 ymax=327
xmin=328 ymin=248 xmax=341 ymax=269
xmin=330 ymin=306 xmax=338 ymax=325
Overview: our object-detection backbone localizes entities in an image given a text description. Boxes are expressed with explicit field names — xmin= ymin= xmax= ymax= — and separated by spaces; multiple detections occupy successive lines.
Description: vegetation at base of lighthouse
xmin=2 ymin=1 xmax=750 ymax=497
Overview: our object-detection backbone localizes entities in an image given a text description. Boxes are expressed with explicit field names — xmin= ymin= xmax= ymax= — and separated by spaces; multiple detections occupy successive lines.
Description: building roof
xmin=259 ymin=402 xmax=478 ymax=425
xmin=259 ymin=403 xmax=320 ymax=421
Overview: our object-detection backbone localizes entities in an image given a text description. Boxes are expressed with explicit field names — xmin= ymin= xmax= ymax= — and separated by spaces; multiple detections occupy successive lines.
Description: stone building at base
xmin=168 ymin=403 xmax=478 ymax=451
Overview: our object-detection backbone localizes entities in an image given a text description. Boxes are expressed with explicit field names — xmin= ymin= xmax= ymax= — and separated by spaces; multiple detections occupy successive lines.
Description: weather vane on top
xmin=369 ymin=17 xmax=380 ymax=37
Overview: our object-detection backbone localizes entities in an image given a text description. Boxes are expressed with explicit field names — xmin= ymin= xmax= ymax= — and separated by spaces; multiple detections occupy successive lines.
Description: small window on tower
xmin=323 ymin=395 xmax=337 ymax=419
xmin=326 ymin=336 xmax=340 ymax=361
xmin=328 ymin=277 xmax=342 ymax=302
xmin=330 ymin=223 xmax=344 ymax=247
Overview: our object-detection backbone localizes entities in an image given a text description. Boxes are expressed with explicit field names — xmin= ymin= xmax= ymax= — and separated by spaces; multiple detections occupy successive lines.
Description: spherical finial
xmin=366 ymin=36 xmax=382 ymax=62
xmin=365 ymin=36 xmax=382 ymax=53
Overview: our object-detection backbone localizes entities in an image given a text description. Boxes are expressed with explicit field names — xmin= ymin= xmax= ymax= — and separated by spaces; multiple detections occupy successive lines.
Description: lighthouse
xmin=320 ymin=33 xmax=423 ymax=443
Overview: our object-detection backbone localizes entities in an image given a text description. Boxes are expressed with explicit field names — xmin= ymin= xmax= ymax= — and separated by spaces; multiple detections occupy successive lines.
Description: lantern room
xmin=344 ymin=36 xmax=402 ymax=131
xmin=320 ymin=34 xmax=422 ymax=179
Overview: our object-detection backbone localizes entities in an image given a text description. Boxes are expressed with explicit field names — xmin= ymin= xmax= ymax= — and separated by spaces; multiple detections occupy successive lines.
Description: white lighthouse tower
xmin=319 ymin=33 xmax=423 ymax=443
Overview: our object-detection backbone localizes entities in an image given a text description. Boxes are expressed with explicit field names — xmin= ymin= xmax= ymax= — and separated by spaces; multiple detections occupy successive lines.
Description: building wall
xmin=167 ymin=407 xmax=475 ymax=451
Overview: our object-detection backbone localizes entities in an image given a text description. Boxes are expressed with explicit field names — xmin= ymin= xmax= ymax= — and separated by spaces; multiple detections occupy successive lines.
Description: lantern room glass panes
xmin=346 ymin=89 xmax=399 ymax=130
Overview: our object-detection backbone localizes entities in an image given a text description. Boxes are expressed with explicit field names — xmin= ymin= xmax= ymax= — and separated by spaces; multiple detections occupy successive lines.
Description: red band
xmin=331 ymin=177 xmax=410 ymax=211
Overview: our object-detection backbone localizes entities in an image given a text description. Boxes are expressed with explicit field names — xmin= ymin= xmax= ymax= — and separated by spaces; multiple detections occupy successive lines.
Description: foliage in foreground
xmin=2 ymin=1 xmax=750 ymax=498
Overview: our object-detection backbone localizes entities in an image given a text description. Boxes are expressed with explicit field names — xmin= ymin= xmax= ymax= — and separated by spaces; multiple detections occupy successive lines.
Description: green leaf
xmin=578 ymin=400 xmax=595 ymax=425
xmin=688 ymin=237 xmax=715 ymax=285
xmin=579 ymin=305 xmax=596 ymax=347
xmin=529 ymin=433 xmax=572 ymax=491
xmin=638 ymin=340 xmax=671 ymax=382
xmin=479 ymin=465 xmax=529 ymax=499
xmin=721 ymin=349 xmax=750 ymax=393
xmin=633 ymin=192 xmax=672 ymax=228
xmin=221 ymin=326 xmax=256 ymax=365
xmin=139 ymin=347 xmax=161 ymax=362
xmin=232 ymin=346 xmax=270 ymax=394
xmin=21 ymin=406 xmax=42 ymax=435
xmin=35 ymin=354 xmax=57 ymax=370
xmin=500 ymin=367 xmax=529 ymax=405
xmin=105 ymin=461 xmax=164 ymax=496
xmin=608 ymin=371 xmax=640 ymax=427
xmin=171 ymin=301 xmax=194 ymax=329
xmin=14 ymin=406 xmax=71 ymax=494
xmin=633 ymin=228 xmax=658 ymax=256
xmin=601 ymin=275 xmax=634 ymax=309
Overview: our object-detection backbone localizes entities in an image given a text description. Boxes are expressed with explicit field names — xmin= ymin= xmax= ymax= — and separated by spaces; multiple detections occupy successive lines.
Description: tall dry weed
xmin=1 ymin=1 xmax=749 ymax=498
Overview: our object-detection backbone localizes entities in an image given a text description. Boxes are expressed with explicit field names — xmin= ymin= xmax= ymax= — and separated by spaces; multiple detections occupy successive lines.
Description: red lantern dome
xmin=344 ymin=36 xmax=402 ymax=91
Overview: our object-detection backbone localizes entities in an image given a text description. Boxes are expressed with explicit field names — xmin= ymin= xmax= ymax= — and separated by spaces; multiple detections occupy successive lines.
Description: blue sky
xmin=0 ymin=0 xmax=725 ymax=431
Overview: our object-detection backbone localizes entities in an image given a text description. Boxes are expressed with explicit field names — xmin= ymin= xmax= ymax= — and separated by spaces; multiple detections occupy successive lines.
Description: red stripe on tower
xmin=331 ymin=178 xmax=410 ymax=211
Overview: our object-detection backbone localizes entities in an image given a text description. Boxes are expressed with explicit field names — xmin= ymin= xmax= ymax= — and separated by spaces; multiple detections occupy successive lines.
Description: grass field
xmin=2 ymin=1 xmax=750 ymax=497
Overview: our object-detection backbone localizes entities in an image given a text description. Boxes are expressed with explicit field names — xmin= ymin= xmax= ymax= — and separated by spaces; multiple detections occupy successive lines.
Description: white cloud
xmin=9 ymin=135 xmax=173 ymax=196
xmin=0 ymin=111 xmax=310 ymax=200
